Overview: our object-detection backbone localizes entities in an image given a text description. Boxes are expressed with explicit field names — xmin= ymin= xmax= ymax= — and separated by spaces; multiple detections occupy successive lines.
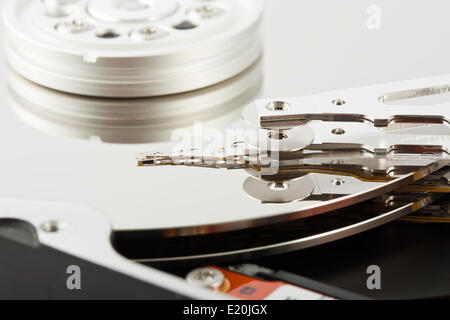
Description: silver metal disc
xmin=243 ymin=176 xmax=315 ymax=204
xmin=3 ymin=0 xmax=263 ymax=97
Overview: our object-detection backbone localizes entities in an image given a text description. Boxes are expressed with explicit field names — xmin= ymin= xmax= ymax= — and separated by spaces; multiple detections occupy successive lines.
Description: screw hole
xmin=332 ymin=128 xmax=346 ymax=135
xmin=332 ymin=99 xmax=346 ymax=106
xmin=40 ymin=220 xmax=66 ymax=233
xmin=268 ymin=182 xmax=289 ymax=191
xmin=173 ymin=20 xmax=197 ymax=30
xmin=332 ymin=178 xmax=345 ymax=187
xmin=266 ymin=101 xmax=290 ymax=112
xmin=96 ymin=29 xmax=121 ymax=39
xmin=268 ymin=130 xmax=289 ymax=140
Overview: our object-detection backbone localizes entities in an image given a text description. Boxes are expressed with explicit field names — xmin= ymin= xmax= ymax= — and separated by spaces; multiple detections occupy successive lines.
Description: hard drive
xmin=1 ymin=0 xmax=450 ymax=303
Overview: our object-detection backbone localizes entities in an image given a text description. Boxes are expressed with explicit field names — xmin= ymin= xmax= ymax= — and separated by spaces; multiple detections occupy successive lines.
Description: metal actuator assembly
xmin=133 ymin=74 xmax=450 ymax=261
xmin=139 ymin=74 xmax=450 ymax=170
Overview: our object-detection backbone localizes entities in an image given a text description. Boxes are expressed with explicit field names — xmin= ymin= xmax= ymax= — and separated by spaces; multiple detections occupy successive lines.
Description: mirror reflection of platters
xmin=7 ymin=59 xmax=263 ymax=144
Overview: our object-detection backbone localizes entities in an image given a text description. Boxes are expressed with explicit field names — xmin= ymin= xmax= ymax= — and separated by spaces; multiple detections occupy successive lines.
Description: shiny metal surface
xmin=7 ymin=61 xmax=262 ymax=144
xmin=248 ymin=76 xmax=450 ymax=130
xmin=2 ymin=1 xmax=450 ymax=234
xmin=3 ymin=0 xmax=263 ymax=97
xmin=133 ymin=192 xmax=442 ymax=263
xmin=132 ymin=160 xmax=448 ymax=236
xmin=186 ymin=268 xmax=226 ymax=290
xmin=243 ymin=176 xmax=315 ymax=204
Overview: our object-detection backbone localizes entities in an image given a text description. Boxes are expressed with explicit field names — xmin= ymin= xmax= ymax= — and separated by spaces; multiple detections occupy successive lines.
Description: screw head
xmin=332 ymin=178 xmax=345 ymax=187
xmin=129 ymin=26 xmax=168 ymax=41
xmin=40 ymin=220 xmax=66 ymax=233
xmin=190 ymin=5 xmax=225 ymax=19
xmin=266 ymin=101 xmax=290 ymax=112
xmin=186 ymin=268 xmax=225 ymax=290
xmin=55 ymin=19 xmax=93 ymax=34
